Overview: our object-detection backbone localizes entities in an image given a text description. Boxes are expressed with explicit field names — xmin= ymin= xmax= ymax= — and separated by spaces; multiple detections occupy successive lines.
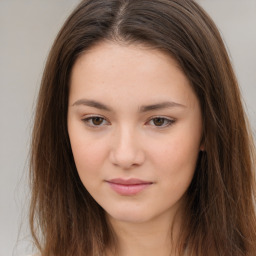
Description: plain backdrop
xmin=0 ymin=1 xmax=255 ymax=256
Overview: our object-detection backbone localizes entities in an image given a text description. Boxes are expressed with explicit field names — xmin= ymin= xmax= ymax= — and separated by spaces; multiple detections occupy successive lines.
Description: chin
xmin=106 ymin=207 xmax=154 ymax=224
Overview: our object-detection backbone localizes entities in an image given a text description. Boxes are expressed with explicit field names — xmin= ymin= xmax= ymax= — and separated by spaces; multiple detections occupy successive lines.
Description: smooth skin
xmin=68 ymin=41 xmax=203 ymax=256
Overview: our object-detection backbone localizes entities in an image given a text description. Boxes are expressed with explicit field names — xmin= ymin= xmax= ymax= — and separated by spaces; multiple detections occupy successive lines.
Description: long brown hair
xmin=30 ymin=0 xmax=256 ymax=255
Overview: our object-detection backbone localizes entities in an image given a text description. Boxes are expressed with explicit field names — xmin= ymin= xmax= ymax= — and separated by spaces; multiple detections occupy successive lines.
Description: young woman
xmin=29 ymin=0 xmax=256 ymax=255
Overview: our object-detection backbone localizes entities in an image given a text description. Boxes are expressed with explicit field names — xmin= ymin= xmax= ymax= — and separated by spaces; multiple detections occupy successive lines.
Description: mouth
xmin=106 ymin=178 xmax=153 ymax=196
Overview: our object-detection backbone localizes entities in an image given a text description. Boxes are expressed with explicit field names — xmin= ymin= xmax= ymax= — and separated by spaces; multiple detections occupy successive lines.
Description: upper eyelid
xmin=146 ymin=115 xmax=175 ymax=122
xmin=81 ymin=114 xmax=174 ymax=119
xmin=81 ymin=114 xmax=175 ymax=124
xmin=81 ymin=115 xmax=110 ymax=126
xmin=152 ymin=115 xmax=174 ymax=119
xmin=81 ymin=114 xmax=176 ymax=121
xmin=82 ymin=114 xmax=108 ymax=120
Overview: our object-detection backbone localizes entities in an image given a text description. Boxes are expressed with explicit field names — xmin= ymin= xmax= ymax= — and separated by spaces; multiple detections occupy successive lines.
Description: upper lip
xmin=106 ymin=178 xmax=153 ymax=185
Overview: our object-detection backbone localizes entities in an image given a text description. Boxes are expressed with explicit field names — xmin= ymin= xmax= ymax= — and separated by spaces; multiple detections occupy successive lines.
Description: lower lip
xmin=107 ymin=182 xmax=152 ymax=196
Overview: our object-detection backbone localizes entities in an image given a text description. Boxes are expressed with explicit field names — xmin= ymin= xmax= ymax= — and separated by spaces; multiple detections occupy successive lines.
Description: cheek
xmin=149 ymin=129 xmax=201 ymax=190
xmin=68 ymin=129 xmax=108 ymax=179
xmin=70 ymin=139 xmax=109 ymax=195
xmin=152 ymin=135 xmax=199 ymax=168
xmin=73 ymin=143 xmax=101 ymax=170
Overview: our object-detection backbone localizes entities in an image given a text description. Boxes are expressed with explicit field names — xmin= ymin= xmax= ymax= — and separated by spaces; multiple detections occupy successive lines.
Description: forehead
xmin=69 ymin=41 xmax=198 ymax=109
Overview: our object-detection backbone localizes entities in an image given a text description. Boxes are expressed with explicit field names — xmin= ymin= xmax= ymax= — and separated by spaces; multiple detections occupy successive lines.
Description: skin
xmin=68 ymin=41 xmax=203 ymax=256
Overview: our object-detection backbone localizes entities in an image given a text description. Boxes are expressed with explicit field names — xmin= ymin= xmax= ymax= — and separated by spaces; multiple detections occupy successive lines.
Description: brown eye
xmin=91 ymin=117 xmax=104 ymax=125
xmin=153 ymin=118 xmax=166 ymax=126
xmin=147 ymin=117 xmax=174 ymax=128
xmin=82 ymin=116 xmax=109 ymax=127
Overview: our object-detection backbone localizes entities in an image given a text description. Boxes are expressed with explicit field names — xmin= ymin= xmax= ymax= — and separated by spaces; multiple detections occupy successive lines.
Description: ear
xmin=199 ymin=138 xmax=205 ymax=151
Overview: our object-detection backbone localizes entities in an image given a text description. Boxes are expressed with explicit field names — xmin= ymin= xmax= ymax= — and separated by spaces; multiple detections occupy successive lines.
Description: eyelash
xmin=81 ymin=115 xmax=175 ymax=128
xmin=145 ymin=116 xmax=175 ymax=128
xmin=81 ymin=115 xmax=110 ymax=127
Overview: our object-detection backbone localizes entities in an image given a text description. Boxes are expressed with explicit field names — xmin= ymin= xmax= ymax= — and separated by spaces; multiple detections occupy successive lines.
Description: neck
xmin=106 ymin=210 xmax=182 ymax=256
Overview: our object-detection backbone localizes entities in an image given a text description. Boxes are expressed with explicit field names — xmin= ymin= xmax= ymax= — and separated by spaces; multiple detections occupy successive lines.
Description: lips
xmin=106 ymin=178 xmax=153 ymax=195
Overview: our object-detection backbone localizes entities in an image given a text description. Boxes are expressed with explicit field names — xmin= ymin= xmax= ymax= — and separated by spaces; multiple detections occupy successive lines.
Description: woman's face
xmin=68 ymin=41 xmax=203 ymax=224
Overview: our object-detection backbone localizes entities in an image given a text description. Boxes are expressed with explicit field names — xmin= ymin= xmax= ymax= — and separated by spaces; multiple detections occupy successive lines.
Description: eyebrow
xmin=72 ymin=99 xmax=112 ymax=111
xmin=139 ymin=101 xmax=186 ymax=112
xmin=72 ymin=99 xmax=186 ymax=112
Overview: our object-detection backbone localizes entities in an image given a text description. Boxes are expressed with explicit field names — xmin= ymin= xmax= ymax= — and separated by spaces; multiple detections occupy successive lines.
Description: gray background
xmin=0 ymin=1 xmax=255 ymax=256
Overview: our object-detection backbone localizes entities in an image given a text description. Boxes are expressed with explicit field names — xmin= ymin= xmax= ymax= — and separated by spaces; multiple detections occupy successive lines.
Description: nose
xmin=109 ymin=126 xmax=145 ymax=170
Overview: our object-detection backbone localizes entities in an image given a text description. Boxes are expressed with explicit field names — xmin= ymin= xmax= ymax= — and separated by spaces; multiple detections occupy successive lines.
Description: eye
xmin=82 ymin=116 xmax=109 ymax=127
xmin=146 ymin=117 xmax=175 ymax=128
